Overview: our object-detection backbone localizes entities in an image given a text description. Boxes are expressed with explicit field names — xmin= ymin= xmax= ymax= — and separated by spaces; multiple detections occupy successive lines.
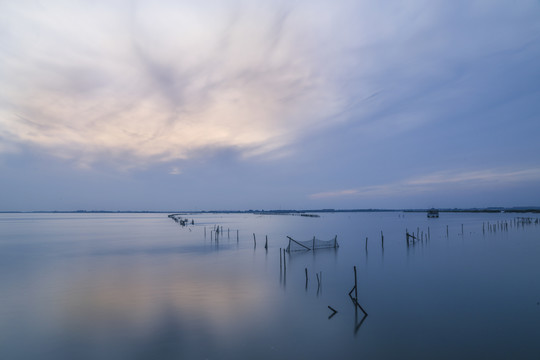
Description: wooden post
xmin=237 ymin=230 xmax=239 ymax=242
xmin=446 ymin=225 xmax=449 ymax=237
xmin=305 ymin=268 xmax=308 ymax=287
xmin=353 ymin=266 xmax=358 ymax=303
xmin=280 ymin=248 xmax=282 ymax=269
xmin=228 ymin=228 xmax=230 ymax=238
xmin=381 ymin=231 xmax=384 ymax=249
xmin=283 ymin=249 xmax=286 ymax=272
xmin=406 ymin=228 xmax=409 ymax=245
xmin=253 ymin=233 xmax=256 ymax=247
xmin=428 ymin=227 xmax=430 ymax=240
xmin=365 ymin=237 xmax=368 ymax=251
xmin=265 ymin=235 xmax=268 ymax=250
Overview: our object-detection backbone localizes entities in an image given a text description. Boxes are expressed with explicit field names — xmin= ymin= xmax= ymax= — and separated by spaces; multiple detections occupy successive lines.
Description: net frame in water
xmin=286 ymin=235 xmax=339 ymax=252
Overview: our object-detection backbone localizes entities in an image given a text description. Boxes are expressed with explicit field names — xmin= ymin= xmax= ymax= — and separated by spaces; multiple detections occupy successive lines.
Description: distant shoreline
xmin=1 ymin=207 xmax=539 ymax=214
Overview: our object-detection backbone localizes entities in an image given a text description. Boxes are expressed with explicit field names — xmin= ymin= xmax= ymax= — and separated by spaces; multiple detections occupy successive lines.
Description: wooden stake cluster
xmin=205 ymin=224 xmax=241 ymax=243
xmin=482 ymin=217 xmax=539 ymax=234
xmin=406 ymin=231 xmax=418 ymax=246
xmin=168 ymin=214 xmax=194 ymax=227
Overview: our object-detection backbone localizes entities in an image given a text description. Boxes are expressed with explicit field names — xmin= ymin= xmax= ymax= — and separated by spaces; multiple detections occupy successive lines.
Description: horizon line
xmin=2 ymin=207 xmax=540 ymax=214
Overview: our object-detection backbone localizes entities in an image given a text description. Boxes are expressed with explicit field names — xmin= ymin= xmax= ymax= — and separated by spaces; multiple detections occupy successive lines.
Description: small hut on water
xmin=427 ymin=208 xmax=439 ymax=218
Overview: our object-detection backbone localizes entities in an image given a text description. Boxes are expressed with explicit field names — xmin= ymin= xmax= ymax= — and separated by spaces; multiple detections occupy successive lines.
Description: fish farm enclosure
xmin=1 ymin=212 xmax=539 ymax=359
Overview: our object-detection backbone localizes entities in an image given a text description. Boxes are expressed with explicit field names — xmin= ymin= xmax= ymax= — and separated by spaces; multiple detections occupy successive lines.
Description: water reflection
xmin=1 ymin=212 xmax=540 ymax=359
xmin=354 ymin=309 xmax=368 ymax=335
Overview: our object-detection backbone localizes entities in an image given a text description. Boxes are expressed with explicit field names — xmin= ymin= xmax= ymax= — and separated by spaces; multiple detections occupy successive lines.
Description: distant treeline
xmin=403 ymin=208 xmax=540 ymax=214
xmin=2 ymin=207 xmax=540 ymax=214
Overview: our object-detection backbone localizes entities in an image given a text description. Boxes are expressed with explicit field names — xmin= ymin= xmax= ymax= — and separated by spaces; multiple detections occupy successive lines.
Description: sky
xmin=1 ymin=0 xmax=539 ymax=211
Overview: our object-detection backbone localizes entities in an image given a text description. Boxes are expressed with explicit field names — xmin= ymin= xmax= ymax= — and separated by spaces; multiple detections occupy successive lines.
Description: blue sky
xmin=1 ymin=0 xmax=539 ymax=211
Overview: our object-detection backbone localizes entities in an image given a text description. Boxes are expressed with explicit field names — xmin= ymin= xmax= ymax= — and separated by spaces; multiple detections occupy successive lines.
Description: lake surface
xmin=1 ymin=212 xmax=539 ymax=359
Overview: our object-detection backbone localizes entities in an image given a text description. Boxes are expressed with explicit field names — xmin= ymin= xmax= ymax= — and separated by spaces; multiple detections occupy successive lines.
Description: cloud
xmin=309 ymin=167 xmax=540 ymax=199
xmin=1 ymin=0 xmax=539 ymax=170
xmin=0 ymin=0 xmax=345 ymax=168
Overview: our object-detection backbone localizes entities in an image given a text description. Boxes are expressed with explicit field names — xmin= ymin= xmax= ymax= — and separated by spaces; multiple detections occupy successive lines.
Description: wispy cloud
xmin=309 ymin=167 xmax=540 ymax=199
xmin=0 ymin=1 xmax=346 ymax=168
xmin=1 ymin=0 xmax=538 ymax=172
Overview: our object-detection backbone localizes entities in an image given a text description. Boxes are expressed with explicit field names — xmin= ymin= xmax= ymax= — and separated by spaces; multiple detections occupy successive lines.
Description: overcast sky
xmin=1 ymin=0 xmax=539 ymax=211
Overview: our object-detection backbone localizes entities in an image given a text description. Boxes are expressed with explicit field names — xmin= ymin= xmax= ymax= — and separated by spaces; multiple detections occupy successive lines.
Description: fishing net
xmin=286 ymin=236 xmax=339 ymax=252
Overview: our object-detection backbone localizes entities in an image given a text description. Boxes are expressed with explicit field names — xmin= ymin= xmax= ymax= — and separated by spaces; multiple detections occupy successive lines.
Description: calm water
xmin=0 ymin=212 xmax=539 ymax=359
